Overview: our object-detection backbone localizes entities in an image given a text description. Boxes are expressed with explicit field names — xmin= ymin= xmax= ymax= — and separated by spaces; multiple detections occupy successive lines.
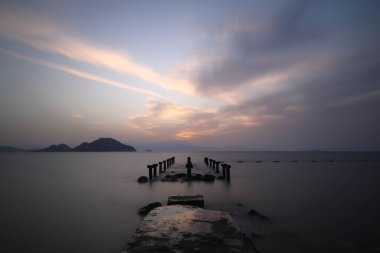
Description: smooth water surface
xmin=1 ymin=152 xmax=379 ymax=252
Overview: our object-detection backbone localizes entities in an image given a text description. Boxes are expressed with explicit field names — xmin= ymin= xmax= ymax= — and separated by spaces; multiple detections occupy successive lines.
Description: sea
xmin=0 ymin=151 xmax=379 ymax=253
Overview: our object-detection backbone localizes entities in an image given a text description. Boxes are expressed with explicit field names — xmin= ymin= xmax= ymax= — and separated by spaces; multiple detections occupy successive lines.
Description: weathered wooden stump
xmin=215 ymin=161 xmax=221 ymax=173
xmin=221 ymin=163 xmax=227 ymax=178
xmin=153 ymin=164 xmax=158 ymax=177
xmin=226 ymin=165 xmax=231 ymax=181
xmin=147 ymin=165 xmax=153 ymax=181
xmin=159 ymin=162 xmax=163 ymax=173
xmin=204 ymin=157 xmax=209 ymax=166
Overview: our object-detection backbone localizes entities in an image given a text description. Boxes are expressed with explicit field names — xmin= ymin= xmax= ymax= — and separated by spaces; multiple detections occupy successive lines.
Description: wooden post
xmin=209 ymin=159 xmax=213 ymax=168
xmin=148 ymin=165 xmax=153 ymax=181
xmin=159 ymin=162 xmax=163 ymax=173
xmin=226 ymin=165 xmax=231 ymax=181
xmin=212 ymin=160 xmax=216 ymax=170
xmin=167 ymin=159 xmax=170 ymax=167
xmin=153 ymin=164 xmax=158 ymax=177
xmin=172 ymin=157 xmax=175 ymax=164
xmin=204 ymin=157 xmax=209 ymax=166
xmin=163 ymin=160 xmax=167 ymax=170
xmin=215 ymin=162 xmax=220 ymax=173
xmin=222 ymin=164 xmax=226 ymax=178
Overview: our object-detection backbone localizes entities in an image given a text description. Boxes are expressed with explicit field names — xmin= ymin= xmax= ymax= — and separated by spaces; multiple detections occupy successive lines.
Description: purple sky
xmin=0 ymin=0 xmax=379 ymax=150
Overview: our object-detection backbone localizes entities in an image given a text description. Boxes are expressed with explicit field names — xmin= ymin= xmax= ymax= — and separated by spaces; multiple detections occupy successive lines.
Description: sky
xmin=0 ymin=0 xmax=379 ymax=150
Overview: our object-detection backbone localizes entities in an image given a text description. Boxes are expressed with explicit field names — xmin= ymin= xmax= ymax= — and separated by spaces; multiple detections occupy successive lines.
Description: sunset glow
xmin=1 ymin=0 xmax=379 ymax=150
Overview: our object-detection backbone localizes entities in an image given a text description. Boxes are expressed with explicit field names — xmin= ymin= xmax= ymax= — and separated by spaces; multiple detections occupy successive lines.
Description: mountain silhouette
xmin=33 ymin=138 xmax=136 ymax=152
xmin=73 ymin=138 xmax=136 ymax=152
xmin=36 ymin=144 xmax=72 ymax=152
xmin=0 ymin=146 xmax=26 ymax=152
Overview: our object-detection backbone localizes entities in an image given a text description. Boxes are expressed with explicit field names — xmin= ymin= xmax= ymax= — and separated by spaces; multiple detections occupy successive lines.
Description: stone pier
xmin=122 ymin=205 xmax=256 ymax=253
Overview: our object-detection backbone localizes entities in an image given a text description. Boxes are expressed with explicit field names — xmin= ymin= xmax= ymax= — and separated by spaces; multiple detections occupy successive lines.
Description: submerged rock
xmin=168 ymin=195 xmax=204 ymax=208
xmin=137 ymin=176 xmax=148 ymax=183
xmin=123 ymin=205 xmax=256 ymax=253
xmin=162 ymin=173 xmax=189 ymax=182
xmin=203 ymin=174 xmax=215 ymax=182
xmin=248 ymin=209 xmax=270 ymax=221
xmin=138 ymin=202 xmax=162 ymax=215
xmin=192 ymin=173 xmax=203 ymax=180
xmin=173 ymin=173 xmax=187 ymax=179
xmin=250 ymin=232 xmax=261 ymax=240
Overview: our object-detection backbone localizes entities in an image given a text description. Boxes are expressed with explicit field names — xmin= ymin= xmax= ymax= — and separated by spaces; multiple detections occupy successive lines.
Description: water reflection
xmin=0 ymin=152 xmax=379 ymax=253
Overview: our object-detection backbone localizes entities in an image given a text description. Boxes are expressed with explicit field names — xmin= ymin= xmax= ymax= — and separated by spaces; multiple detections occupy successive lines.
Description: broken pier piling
xmin=142 ymin=157 xmax=232 ymax=182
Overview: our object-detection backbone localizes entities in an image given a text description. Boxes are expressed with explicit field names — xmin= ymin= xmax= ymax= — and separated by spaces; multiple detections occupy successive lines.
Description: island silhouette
xmin=35 ymin=137 xmax=136 ymax=152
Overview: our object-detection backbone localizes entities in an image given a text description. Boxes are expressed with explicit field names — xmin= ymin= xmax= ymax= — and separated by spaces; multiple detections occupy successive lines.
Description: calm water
xmin=1 ymin=152 xmax=380 ymax=253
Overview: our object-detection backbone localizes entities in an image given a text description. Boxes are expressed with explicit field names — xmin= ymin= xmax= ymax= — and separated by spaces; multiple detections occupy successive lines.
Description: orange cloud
xmin=127 ymin=101 xmax=276 ymax=140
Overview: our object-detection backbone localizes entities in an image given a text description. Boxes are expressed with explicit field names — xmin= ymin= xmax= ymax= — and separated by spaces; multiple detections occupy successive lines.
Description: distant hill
xmin=36 ymin=144 xmax=72 ymax=152
xmin=33 ymin=137 xmax=136 ymax=152
xmin=73 ymin=138 xmax=136 ymax=152
xmin=0 ymin=146 xmax=26 ymax=152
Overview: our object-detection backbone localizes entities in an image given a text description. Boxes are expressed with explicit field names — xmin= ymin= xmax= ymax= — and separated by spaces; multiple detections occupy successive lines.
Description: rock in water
xmin=123 ymin=205 xmax=256 ymax=253
xmin=138 ymin=202 xmax=162 ymax=215
xmin=203 ymin=174 xmax=215 ymax=182
xmin=192 ymin=173 xmax=203 ymax=180
xmin=248 ymin=209 xmax=270 ymax=221
xmin=137 ymin=176 xmax=148 ymax=183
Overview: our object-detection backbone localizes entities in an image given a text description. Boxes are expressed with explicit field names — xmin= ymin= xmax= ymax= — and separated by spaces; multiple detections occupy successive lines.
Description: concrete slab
xmin=122 ymin=205 xmax=256 ymax=253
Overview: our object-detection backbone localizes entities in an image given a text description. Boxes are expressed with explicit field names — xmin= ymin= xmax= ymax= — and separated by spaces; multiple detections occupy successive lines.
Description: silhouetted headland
xmin=36 ymin=144 xmax=72 ymax=152
xmin=0 ymin=146 xmax=27 ymax=152
xmin=35 ymin=137 xmax=136 ymax=152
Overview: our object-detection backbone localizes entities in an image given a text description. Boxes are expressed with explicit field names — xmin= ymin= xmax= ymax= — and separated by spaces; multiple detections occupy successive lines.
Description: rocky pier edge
xmin=122 ymin=195 xmax=259 ymax=253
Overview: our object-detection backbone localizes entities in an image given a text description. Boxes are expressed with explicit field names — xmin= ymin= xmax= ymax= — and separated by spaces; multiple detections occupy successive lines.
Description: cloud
xmin=188 ymin=0 xmax=380 ymax=106
xmin=0 ymin=48 xmax=165 ymax=98
xmin=189 ymin=1 xmax=315 ymax=93
xmin=0 ymin=7 xmax=194 ymax=94
xmin=327 ymin=89 xmax=380 ymax=109
xmin=127 ymin=100 xmax=282 ymax=140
